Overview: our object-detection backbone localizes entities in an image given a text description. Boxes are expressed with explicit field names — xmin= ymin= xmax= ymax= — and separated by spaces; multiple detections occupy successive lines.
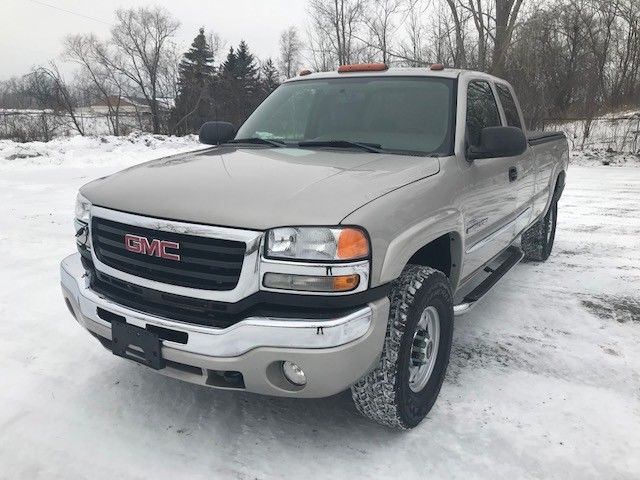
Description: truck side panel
xmin=455 ymin=74 xmax=528 ymax=281
xmin=528 ymin=134 xmax=569 ymax=220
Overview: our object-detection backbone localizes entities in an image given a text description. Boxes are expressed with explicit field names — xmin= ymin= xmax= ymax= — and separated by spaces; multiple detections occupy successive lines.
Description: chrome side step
xmin=454 ymin=246 xmax=524 ymax=316
xmin=453 ymin=302 xmax=474 ymax=315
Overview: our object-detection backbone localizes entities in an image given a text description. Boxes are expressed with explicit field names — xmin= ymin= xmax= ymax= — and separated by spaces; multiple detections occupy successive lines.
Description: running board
xmin=454 ymin=246 xmax=524 ymax=316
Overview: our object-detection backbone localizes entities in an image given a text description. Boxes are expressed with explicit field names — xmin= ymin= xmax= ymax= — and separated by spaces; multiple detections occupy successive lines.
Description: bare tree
xmin=461 ymin=0 xmax=492 ymax=70
xmin=308 ymin=0 xmax=365 ymax=66
xmin=0 ymin=76 xmax=40 ymax=109
xmin=365 ymin=0 xmax=402 ymax=64
xmin=278 ymin=27 xmax=303 ymax=78
xmin=64 ymin=34 xmax=127 ymax=135
xmin=611 ymin=0 xmax=640 ymax=105
xmin=441 ymin=0 xmax=525 ymax=73
xmin=443 ymin=0 xmax=468 ymax=67
xmin=32 ymin=64 xmax=85 ymax=136
xmin=425 ymin=0 xmax=453 ymax=64
xmin=307 ymin=23 xmax=337 ymax=71
xmin=106 ymin=7 xmax=180 ymax=134
xmin=400 ymin=0 xmax=427 ymax=65
xmin=491 ymin=0 xmax=526 ymax=75
xmin=21 ymin=70 xmax=59 ymax=141
xmin=577 ymin=0 xmax=620 ymax=143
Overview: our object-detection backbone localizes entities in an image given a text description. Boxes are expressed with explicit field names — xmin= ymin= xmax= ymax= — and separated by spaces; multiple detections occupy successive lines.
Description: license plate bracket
xmin=111 ymin=321 xmax=165 ymax=370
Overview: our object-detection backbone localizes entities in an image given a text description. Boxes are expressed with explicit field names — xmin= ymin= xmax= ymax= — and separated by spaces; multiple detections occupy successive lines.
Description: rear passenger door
xmin=459 ymin=80 xmax=519 ymax=280
xmin=495 ymin=83 xmax=536 ymax=234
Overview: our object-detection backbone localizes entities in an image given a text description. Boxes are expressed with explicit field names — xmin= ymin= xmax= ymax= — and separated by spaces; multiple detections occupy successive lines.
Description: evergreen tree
xmin=171 ymin=27 xmax=215 ymax=133
xmin=235 ymin=41 xmax=259 ymax=84
xmin=217 ymin=41 xmax=262 ymax=126
xmin=221 ymin=47 xmax=238 ymax=77
xmin=261 ymin=58 xmax=280 ymax=95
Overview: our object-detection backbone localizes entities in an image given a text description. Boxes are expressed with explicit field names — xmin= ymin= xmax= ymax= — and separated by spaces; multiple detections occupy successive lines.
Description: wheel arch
xmin=541 ymin=168 xmax=566 ymax=218
xmin=407 ymin=232 xmax=462 ymax=287
xmin=379 ymin=228 xmax=463 ymax=291
xmin=553 ymin=170 xmax=566 ymax=202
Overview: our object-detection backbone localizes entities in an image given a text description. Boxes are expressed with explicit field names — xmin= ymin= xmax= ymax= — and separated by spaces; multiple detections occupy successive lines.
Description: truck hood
xmin=81 ymin=146 xmax=440 ymax=230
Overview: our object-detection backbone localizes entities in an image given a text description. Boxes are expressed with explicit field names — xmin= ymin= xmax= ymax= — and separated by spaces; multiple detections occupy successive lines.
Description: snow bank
xmin=549 ymin=111 xmax=640 ymax=166
xmin=0 ymin=132 xmax=204 ymax=169
xmin=2 ymin=123 xmax=638 ymax=172
xmin=570 ymin=147 xmax=640 ymax=167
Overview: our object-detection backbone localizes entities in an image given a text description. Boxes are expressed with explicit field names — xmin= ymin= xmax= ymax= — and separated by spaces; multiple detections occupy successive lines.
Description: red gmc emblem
xmin=124 ymin=234 xmax=181 ymax=261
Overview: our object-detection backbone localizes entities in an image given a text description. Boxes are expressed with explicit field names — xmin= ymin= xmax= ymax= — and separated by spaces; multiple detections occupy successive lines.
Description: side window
xmin=496 ymin=84 xmax=522 ymax=129
xmin=466 ymin=81 xmax=501 ymax=146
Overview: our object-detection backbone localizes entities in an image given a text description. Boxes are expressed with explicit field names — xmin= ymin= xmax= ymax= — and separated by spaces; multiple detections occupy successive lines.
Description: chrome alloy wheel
xmin=408 ymin=306 xmax=440 ymax=393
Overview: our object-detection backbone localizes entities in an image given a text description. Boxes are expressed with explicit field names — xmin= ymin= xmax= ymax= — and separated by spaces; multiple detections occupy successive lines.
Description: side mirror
xmin=467 ymin=126 xmax=527 ymax=160
xmin=199 ymin=121 xmax=235 ymax=145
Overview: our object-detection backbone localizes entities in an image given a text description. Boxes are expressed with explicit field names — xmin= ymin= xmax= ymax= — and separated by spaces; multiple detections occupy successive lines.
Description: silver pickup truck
xmin=60 ymin=64 xmax=568 ymax=429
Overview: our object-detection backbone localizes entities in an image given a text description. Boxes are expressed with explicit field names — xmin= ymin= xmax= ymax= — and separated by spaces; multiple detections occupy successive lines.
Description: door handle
xmin=509 ymin=166 xmax=518 ymax=182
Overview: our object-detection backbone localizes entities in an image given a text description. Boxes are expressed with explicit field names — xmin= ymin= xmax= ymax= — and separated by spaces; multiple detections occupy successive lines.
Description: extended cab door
xmin=458 ymin=79 xmax=521 ymax=280
xmin=494 ymin=83 xmax=536 ymax=235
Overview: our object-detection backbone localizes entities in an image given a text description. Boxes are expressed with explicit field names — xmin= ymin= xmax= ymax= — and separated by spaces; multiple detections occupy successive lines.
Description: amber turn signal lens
xmin=337 ymin=228 xmax=369 ymax=260
xmin=332 ymin=274 xmax=360 ymax=292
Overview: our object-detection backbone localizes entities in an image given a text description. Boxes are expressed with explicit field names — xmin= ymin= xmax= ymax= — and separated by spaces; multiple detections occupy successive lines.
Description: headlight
xmin=265 ymin=227 xmax=369 ymax=261
xmin=75 ymin=193 xmax=91 ymax=223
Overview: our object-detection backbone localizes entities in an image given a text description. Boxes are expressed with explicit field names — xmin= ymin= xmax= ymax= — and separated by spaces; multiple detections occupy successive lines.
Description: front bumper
xmin=60 ymin=253 xmax=389 ymax=398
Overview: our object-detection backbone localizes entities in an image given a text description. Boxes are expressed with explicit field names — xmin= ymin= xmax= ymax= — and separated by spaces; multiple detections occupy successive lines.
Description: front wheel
xmin=351 ymin=265 xmax=454 ymax=429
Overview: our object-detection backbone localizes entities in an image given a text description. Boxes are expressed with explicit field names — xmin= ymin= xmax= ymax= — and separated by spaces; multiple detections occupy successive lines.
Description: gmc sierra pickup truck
xmin=61 ymin=64 xmax=568 ymax=429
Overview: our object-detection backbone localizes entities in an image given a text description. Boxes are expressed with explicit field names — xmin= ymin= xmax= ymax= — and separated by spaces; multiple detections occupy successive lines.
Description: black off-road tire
xmin=350 ymin=265 xmax=454 ymax=429
xmin=522 ymin=200 xmax=558 ymax=262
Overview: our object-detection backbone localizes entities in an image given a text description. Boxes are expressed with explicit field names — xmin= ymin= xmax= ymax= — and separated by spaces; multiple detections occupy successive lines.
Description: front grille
xmin=91 ymin=216 xmax=246 ymax=291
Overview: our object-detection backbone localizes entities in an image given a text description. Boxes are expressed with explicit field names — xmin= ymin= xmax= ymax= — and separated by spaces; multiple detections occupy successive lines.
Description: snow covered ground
xmin=550 ymin=111 xmax=640 ymax=167
xmin=1 ymin=136 xmax=639 ymax=479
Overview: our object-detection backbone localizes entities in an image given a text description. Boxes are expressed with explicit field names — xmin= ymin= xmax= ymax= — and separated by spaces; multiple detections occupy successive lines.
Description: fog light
xmin=282 ymin=361 xmax=307 ymax=386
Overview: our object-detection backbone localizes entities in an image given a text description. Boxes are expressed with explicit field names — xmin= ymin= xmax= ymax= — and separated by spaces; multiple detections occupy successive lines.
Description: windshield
xmin=235 ymin=76 xmax=455 ymax=156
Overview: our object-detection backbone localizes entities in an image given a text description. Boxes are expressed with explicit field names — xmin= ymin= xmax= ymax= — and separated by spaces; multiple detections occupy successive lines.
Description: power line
xmin=27 ymin=0 xmax=112 ymax=26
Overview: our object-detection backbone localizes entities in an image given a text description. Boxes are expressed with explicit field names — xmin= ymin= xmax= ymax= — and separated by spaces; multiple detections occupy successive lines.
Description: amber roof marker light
xmin=299 ymin=69 xmax=312 ymax=76
xmin=338 ymin=63 xmax=388 ymax=73
xmin=430 ymin=63 xmax=445 ymax=71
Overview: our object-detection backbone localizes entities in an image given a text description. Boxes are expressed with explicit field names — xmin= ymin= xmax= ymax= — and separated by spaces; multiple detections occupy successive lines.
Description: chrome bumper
xmin=60 ymin=253 xmax=389 ymax=397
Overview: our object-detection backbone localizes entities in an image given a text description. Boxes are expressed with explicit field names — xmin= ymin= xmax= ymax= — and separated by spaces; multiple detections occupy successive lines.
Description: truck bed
xmin=527 ymin=131 xmax=566 ymax=146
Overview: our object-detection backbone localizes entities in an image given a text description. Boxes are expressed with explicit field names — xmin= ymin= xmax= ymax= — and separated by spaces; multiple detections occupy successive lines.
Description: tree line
xmin=171 ymin=31 xmax=280 ymax=134
xmin=1 ymin=0 xmax=639 ymax=141
xmin=306 ymin=0 xmax=640 ymax=129
xmin=0 ymin=7 xmax=285 ymax=139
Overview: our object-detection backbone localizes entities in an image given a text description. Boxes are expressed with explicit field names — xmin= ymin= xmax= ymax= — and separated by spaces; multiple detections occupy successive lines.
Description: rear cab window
xmin=465 ymin=80 xmax=502 ymax=146
xmin=495 ymin=84 xmax=522 ymax=129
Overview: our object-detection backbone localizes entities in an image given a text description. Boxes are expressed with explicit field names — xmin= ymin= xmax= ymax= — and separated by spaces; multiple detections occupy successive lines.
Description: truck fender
xmin=378 ymin=208 xmax=463 ymax=288
xmin=542 ymin=167 xmax=566 ymax=216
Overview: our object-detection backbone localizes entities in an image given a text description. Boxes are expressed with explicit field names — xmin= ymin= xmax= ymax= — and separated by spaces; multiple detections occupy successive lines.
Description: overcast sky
xmin=0 ymin=0 xmax=309 ymax=80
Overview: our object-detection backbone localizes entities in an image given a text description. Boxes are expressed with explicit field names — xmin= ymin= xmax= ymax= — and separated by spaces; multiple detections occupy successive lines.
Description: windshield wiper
xmin=297 ymin=140 xmax=384 ymax=153
xmin=226 ymin=137 xmax=286 ymax=147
